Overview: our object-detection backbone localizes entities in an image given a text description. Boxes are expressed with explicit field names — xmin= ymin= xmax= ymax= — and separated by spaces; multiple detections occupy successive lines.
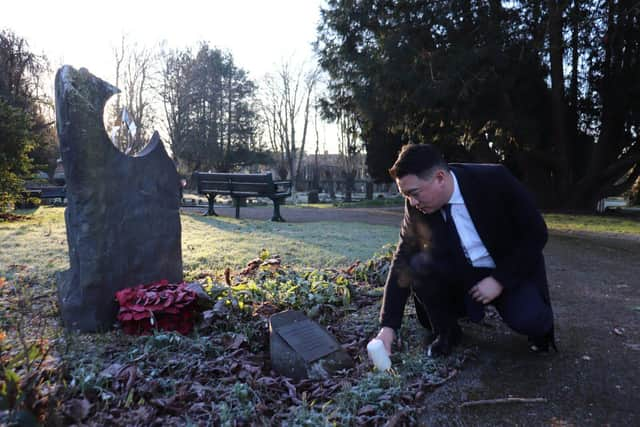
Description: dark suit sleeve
xmin=491 ymin=166 xmax=548 ymax=289
xmin=379 ymin=200 xmax=421 ymax=330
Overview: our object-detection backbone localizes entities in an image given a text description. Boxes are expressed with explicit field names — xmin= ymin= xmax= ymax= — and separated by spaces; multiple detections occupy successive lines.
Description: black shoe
xmin=529 ymin=329 xmax=558 ymax=353
xmin=426 ymin=324 xmax=462 ymax=358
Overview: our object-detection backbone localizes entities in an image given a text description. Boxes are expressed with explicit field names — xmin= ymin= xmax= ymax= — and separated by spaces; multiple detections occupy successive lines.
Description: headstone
xmin=269 ymin=310 xmax=353 ymax=380
xmin=307 ymin=190 xmax=319 ymax=204
xmin=54 ymin=66 xmax=182 ymax=332
xmin=365 ymin=181 xmax=374 ymax=200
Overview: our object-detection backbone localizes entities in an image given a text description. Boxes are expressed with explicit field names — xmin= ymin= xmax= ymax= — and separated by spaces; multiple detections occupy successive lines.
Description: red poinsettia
xmin=115 ymin=280 xmax=197 ymax=335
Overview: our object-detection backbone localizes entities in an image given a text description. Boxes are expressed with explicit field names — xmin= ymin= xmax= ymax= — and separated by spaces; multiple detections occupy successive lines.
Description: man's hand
xmin=372 ymin=327 xmax=395 ymax=355
xmin=469 ymin=276 xmax=503 ymax=304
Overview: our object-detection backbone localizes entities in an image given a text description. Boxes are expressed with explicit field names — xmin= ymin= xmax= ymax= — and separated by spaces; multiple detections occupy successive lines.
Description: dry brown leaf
xmin=357 ymin=404 xmax=377 ymax=415
xmin=222 ymin=332 xmax=248 ymax=350
xmin=65 ymin=398 xmax=91 ymax=422
xmin=99 ymin=363 xmax=123 ymax=379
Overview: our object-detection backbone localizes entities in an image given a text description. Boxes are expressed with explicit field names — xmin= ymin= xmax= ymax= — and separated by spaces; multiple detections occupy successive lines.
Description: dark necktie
xmin=442 ymin=204 xmax=468 ymax=265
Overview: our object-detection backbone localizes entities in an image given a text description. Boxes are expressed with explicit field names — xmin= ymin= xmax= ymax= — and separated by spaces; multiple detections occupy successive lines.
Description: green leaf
xmin=342 ymin=288 xmax=351 ymax=306
xmin=27 ymin=343 xmax=43 ymax=362
xmin=4 ymin=368 xmax=20 ymax=385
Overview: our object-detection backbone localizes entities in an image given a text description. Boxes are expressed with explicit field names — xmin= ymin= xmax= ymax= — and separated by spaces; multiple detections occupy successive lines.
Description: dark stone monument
xmin=365 ymin=181 xmax=374 ymax=200
xmin=307 ymin=190 xmax=319 ymax=204
xmin=269 ymin=310 xmax=353 ymax=380
xmin=54 ymin=66 xmax=182 ymax=332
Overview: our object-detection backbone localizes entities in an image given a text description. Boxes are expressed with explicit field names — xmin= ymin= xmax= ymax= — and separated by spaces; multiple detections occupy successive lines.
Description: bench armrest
xmin=274 ymin=180 xmax=292 ymax=191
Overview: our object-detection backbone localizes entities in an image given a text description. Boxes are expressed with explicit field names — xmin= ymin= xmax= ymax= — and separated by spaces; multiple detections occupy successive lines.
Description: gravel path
xmin=181 ymin=204 xmax=405 ymax=226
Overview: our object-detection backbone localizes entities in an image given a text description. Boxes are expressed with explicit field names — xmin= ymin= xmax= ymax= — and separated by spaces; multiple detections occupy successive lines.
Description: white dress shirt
xmin=443 ymin=172 xmax=496 ymax=268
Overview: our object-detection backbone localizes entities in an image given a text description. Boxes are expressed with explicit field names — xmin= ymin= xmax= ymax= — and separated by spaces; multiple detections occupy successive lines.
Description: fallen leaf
xmin=358 ymin=404 xmax=377 ymax=415
xmin=190 ymin=382 xmax=215 ymax=399
xmin=222 ymin=333 xmax=247 ymax=350
xmin=117 ymin=365 xmax=139 ymax=393
xmin=99 ymin=363 xmax=123 ymax=379
xmin=186 ymin=282 xmax=211 ymax=301
xmin=65 ymin=398 xmax=91 ymax=422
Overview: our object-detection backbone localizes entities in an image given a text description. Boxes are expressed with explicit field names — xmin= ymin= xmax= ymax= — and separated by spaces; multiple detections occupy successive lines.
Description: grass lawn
xmin=180 ymin=210 xmax=398 ymax=276
xmin=0 ymin=207 xmax=399 ymax=280
xmin=295 ymin=196 xmax=404 ymax=209
xmin=543 ymin=212 xmax=640 ymax=235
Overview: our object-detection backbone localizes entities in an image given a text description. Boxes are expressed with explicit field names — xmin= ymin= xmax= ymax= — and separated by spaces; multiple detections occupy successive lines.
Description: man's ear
xmin=434 ymin=169 xmax=446 ymax=183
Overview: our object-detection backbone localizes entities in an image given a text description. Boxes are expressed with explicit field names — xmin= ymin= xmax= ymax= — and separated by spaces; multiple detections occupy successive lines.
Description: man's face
xmin=396 ymin=171 xmax=449 ymax=214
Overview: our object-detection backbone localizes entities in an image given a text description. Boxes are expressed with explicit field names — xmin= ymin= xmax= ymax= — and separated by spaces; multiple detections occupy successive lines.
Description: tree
xmin=336 ymin=111 xmax=361 ymax=202
xmin=160 ymin=43 xmax=264 ymax=173
xmin=0 ymin=29 xmax=54 ymax=211
xmin=160 ymin=47 xmax=196 ymax=168
xmin=319 ymin=91 xmax=362 ymax=201
xmin=316 ymin=0 xmax=640 ymax=210
xmin=259 ymin=59 xmax=320 ymax=193
xmin=0 ymin=100 xmax=34 ymax=209
xmin=568 ymin=0 xmax=640 ymax=208
xmin=629 ymin=176 xmax=640 ymax=205
xmin=107 ymin=36 xmax=159 ymax=155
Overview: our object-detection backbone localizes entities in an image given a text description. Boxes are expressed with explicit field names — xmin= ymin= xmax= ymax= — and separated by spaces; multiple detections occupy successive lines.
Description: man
xmin=372 ymin=144 xmax=555 ymax=357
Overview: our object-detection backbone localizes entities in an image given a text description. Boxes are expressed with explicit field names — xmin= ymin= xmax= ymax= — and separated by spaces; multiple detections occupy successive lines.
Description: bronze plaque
xmin=276 ymin=319 xmax=340 ymax=363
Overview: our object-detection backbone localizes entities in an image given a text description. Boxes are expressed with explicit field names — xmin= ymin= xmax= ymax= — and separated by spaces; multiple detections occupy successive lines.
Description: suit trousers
xmin=412 ymin=264 xmax=553 ymax=341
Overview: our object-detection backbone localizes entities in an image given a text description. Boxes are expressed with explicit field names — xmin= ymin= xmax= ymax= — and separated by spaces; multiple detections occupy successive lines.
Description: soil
xmin=188 ymin=204 xmax=640 ymax=425
xmin=421 ymin=232 xmax=640 ymax=426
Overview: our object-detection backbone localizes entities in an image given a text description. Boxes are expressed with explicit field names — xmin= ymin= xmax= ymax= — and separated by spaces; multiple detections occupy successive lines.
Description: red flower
xmin=115 ymin=280 xmax=198 ymax=336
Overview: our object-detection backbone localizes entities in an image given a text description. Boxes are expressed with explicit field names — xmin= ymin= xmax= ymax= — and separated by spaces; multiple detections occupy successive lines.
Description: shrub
xmin=13 ymin=196 xmax=40 ymax=210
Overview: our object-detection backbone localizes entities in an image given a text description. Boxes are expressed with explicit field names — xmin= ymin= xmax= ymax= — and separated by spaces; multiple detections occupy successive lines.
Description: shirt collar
xmin=447 ymin=171 xmax=464 ymax=205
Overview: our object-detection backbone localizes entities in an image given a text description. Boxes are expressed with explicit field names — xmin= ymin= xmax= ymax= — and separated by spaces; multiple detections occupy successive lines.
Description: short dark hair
xmin=388 ymin=144 xmax=449 ymax=179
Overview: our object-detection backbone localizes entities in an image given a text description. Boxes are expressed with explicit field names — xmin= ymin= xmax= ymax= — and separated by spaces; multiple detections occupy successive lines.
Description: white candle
xmin=367 ymin=338 xmax=391 ymax=371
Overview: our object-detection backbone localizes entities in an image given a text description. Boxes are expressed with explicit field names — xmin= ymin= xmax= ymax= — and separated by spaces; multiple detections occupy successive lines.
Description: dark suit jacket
xmin=380 ymin=163 xmax=549 ymax=330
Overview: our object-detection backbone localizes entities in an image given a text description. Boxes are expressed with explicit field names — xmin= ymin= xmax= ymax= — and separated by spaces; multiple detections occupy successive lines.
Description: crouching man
xmin=372 ymin=144 xmax=556 ymax=358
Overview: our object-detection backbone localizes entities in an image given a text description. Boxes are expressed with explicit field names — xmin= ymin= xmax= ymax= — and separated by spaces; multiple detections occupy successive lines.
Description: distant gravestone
xmin=307 ymin=190 xmax=319 ymax=204
xmin=269 ymin=310 xmax=353 ymax=380
xmin=54 ymin=66 xmax=182 ymax=332
xmin=365 ymin=181 xmax=374 ymax=200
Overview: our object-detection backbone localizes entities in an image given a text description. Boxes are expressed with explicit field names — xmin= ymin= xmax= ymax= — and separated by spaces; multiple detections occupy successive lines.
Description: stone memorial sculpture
xmin=54 ymin=66 xmax=182 ymax=332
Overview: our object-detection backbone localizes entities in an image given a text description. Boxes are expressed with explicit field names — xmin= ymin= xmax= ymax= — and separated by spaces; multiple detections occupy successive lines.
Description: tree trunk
xmin=547 ymin=0 xmax=571 ymax=202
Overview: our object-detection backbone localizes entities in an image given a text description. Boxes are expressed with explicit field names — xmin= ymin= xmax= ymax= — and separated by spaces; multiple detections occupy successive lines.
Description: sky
xmin=3 ymin=0 xmax=338 ymax=152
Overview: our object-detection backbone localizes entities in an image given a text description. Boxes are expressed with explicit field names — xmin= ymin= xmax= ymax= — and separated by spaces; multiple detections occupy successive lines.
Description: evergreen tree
xmin=316 ymin=0 xmax=640 ymax=209
xmin=160 ymin=44 xmax=265 ymax=173
xmin=0 ymin=29 xmax=54 ymax=211
xmin=0 ymin=100 xmax=34 ymax=210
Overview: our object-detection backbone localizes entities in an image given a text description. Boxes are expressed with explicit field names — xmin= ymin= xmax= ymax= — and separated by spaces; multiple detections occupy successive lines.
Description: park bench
xmin=192 ymin=172 xmax=292 ymax=221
